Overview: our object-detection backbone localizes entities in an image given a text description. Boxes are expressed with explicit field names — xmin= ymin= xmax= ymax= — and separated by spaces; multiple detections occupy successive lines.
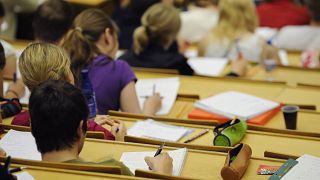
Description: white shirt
xmin=273 ymin=26 xmax=320 ymax=51
xmin=0 ymin=39 xmax=16 ymax=58
xmin=204 ymin=34 xmax=263 ymax=62
xmin=179 ymin=7 xmax=218 ymax=43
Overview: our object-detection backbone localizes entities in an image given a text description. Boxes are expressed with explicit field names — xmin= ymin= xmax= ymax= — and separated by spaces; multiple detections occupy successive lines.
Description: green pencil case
xmin=213 ymin=119 xmax=247 ymax=147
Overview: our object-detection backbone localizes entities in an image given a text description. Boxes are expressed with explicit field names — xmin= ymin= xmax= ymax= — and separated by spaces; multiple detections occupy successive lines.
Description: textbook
xmin=127 ymin=119 xmax=194 ymax=142
xmin=194 ymin=91 xmax=280 ymax=120
xmin=187 ymin=57 xmax=228 ymax=77
xmin=3 ymin=82 xmax=30 ymax=105
xmin=136 ymin=77 xmax=180 ymax=115
xmin=0 ymin=130 xmax=41 ymax=160
xmin=120 ymin=148 xmax=188 ymax=176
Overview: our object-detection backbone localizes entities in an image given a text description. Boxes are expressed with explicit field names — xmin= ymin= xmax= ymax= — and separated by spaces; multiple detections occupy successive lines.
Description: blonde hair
xmin=19 ymin=43 xmax=71 ymax=91
xmin=133 ymin=3 xmax=181 ymax=55
xmin=212 ymin=0 xmax=257 ymax=41
xmin=62 ymin=8 xmax=118 ymax=86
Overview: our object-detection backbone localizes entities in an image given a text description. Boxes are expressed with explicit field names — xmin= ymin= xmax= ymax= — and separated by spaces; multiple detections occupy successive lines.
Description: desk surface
xmin=17 ymin=166 xmax=144 ymax=180
xmin=108 ymin=115 xmax=320 ymax=159
xmin=64 ymin=0 xmax=108 ymax=6
xmin=134 ymin=70 xmax=320 ymax=110
xmin=80 ymin=139 xmax=284 ymax=179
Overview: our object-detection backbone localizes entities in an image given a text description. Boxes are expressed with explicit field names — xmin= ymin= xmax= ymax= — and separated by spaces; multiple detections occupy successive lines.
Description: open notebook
xmin=195 ymin=91 xmax=280 ymax=120
xmin=136 ymin=77 xmax=180 ymax=115
xmin=3 ymin=82 xmax=30 ymax=105
xmin=120 ymin=148 xmax=188 ymax=176
xmin=187 ymin=57 xmax=228 ymax=77
xmin=0 ymin=130 xmax=41 ymax=160
xmin=127 ymin=119 xmax=194 ymax=142
xmin=281 ymin=154 xmax=320 ymax=180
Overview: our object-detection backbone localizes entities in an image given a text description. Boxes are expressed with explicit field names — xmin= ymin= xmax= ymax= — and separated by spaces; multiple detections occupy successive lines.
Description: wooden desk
xmin=80 ymin=139 xmax=284 ymax=179
xmin=134 ymin=70 xmax=320 ymax=110
xmin=248 ymin=65 xmax=320 ymax=86
xmin=107 ymin=115 xmax=320 ymax=159
xmin=15 ymin=166 xmax=145 ymax=180
xmin=64 ymin=0 xmax=109 ymax=7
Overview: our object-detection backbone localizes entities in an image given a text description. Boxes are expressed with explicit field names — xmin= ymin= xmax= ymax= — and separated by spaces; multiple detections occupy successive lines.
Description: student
xmin=0 ymin=2 xmax=17 ymax=80
xmin=29 ymin=80 xmax=173 ymax=175
xmin=272 ymin=0 xmax=320 ymax=51
xmin=120 ymin=3 xmax=194 ymax=75
xmin=12 ymin=43 xmax=119 ymax=141
xmin=32 ymin=0 xmax=74 ymax=44
xmin=198 ymin=0 xmax=266 ymax=63
xmin=62 ymin=9 xmax=161 ymax=115
xmin=257 ymin=0 xmax=310 ymax=29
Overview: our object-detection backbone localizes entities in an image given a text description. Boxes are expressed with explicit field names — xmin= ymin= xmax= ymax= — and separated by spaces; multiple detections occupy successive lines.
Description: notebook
xmin=281 ymin=154 xmax=320 ymax=180
xmin=127 ymin=119 xmax=194 ymax=142
xmin=187 ymin=57 xmax=228 ymax=77
xmin=120 ymin=148 xmax=188 ymax=176
xmin=3 ymin=81 xmax=30 ymax=105
xmin=188 ymin=105 xmax=282 ymax=125
xmin=0 ymin=130 xmax=41 ymax=160
xmin=194 ymin=91 xmax=280 ymax=120
xmin=136 ymin=77 xmax=180 ymax=115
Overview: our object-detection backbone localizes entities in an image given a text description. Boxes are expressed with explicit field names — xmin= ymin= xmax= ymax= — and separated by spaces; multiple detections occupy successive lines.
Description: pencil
xmin=152 ymin=84 xmax=156 ymax=95
xmin=184 ymin=129 xmax=209 ymax=143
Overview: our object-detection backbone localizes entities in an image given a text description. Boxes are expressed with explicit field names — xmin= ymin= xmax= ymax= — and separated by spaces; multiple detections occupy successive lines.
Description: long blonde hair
xmin=62 ymin=8 xmax=118 ymax=86
xmin=19 ymin=43 xmax=71 ymax=91
xmin=212 ymin=0 xmax=257 ymax=41
xmin=133 ymin=3 xmax=181 ymax=55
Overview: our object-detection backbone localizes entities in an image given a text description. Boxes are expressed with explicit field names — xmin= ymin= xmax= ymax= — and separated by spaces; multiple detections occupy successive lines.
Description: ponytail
xmin=62 ymin=28 xmax=99 ymax=86
xmin=133 ymin=26 xmax=150 ymax=55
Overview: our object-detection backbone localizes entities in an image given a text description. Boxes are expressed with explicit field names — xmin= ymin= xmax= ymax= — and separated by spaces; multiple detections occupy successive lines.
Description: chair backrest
xmin=0 ymin=156 xmax=121 ymax=174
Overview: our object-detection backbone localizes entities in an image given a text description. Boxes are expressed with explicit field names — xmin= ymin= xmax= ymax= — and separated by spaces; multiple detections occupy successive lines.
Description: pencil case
xmin=221 ymin=143 xmax=252 ymax=180
xmin=213 ymin=119 xmax=247 ymax=147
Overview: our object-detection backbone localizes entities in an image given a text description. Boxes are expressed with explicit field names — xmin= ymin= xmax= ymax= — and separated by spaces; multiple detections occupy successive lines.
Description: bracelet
xmin=6 ymin=89 xmax=20 ymax=98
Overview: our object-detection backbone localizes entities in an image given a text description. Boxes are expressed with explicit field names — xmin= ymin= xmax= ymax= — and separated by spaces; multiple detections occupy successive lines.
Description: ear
xmin=103 ymin=28 xmax=113 ymax=46
xmin=77 ymin=120 xmax=85 ymax=137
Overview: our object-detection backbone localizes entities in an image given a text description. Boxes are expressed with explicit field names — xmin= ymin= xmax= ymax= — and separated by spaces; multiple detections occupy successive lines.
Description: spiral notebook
xmin=120 ymin=148 xmax=188 ymax=176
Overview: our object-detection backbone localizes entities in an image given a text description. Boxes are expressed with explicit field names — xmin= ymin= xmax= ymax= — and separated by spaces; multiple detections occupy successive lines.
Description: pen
xmin=9 ymin=167 xmax=22 ymax=173
xmin=154 ymin=142 xmax=165 ymax=157
xmin=116 ymin=127 xmax=119 ymax=133
xmin=152 ymin=84 xmax=156 ymax=95
xmin=184 ymin=129 xmax=209 ymax=143
xmin=139 ymin=95 xmax=163 ymax=99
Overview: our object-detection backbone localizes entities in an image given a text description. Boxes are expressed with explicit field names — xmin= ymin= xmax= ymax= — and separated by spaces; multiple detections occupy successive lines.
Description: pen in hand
xmin=154 ymin=142 xmax=165 ymax=157
xmin=13 ymin=73 xmax=17 ymax=83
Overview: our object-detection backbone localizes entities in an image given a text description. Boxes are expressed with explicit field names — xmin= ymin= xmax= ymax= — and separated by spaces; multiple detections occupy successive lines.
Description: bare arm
xmin=2 ymin=55 xmax=16 ymax=80
xmin=120 ymin=81 xmax=161 ymax=116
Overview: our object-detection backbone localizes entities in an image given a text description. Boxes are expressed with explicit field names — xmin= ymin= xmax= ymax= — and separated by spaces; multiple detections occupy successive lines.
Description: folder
xmin=188 ymin=104 xmax=283 ymax=125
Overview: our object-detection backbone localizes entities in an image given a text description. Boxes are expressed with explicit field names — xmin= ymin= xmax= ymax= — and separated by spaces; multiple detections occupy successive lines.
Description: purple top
xmin=87 ymin=55 xmax=137 ymax=114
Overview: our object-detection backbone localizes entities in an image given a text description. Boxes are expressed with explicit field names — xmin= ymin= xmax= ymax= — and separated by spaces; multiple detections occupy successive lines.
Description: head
xmin=19 ymin=43 xmax=74 ymax=91
xmin=62 ymin=8 xmax=119 ymax=86
xmin=306 ymin=0 xmax=320 ymax=23
xmin=133 ymin=3 xmax=181 ymax=55
xmin=33 ymin=0 xmax=74 ymax=44
xmin=213 ymin=0 xmax=257 ymax=41
xmin=30 ymin=80 xmax=88 ymax=155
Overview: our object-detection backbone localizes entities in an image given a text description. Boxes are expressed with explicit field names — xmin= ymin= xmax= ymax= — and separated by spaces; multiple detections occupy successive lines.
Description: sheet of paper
xmin=136 ymin=77 xmax=180 ymax=115
xmin=281 ymin=154 xmax=320 ymax=180
xmin=0 ymin=130 xmax=41 ymax=161
xmin=195 ymin=91 xmax=279 ymax=120
xmin=278 ymin=49 xmax=289 ymax=66
xmin=128 ymin=119 xmax=193 ymax=142
xmin=3 ymin=81 xmax=30 ymax=105
xmin=187 ymin=57 xmax=228 ymax=77
xmin=15 ymin=172 xmax=35 ymax=180
xmin=120 ymin=148 xmax=187 ymax=176
xmin=256 ymin=27 xmax=278 ymax=40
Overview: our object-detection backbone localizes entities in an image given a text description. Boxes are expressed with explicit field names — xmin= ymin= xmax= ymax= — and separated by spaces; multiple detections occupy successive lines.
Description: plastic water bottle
xmin=80 ymin=69 xmax=97 ymax=119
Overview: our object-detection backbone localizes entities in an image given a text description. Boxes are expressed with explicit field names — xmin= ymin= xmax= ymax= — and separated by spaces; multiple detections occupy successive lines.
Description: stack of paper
xmin=0 ymin=130 xmax=41 ymax=160
xmin=120 ymin=148 xmax=188 ymax=176
xmin=195 ymin=91 xmax=280 ymax=120
xmin=281 ymin=154 xmax=320 ymax=180
xmin=187 ymin=57 xmax=228 ymax=77
xmin=3 ymin=81 xmax=30 ymax=105
xmin=128 ymin=119 xmax=194 ymax=142
xmin=15 ymin=172 xmax=35 ymax=180
xmin=136 ymin=77 xmax=180 ymax=115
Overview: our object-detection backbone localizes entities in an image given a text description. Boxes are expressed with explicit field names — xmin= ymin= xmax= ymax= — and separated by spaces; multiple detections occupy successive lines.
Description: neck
xmin=310 ymin=20 xmax=320 ymax=27
xmin=42 ymin=147 xmax=79 ymax=162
